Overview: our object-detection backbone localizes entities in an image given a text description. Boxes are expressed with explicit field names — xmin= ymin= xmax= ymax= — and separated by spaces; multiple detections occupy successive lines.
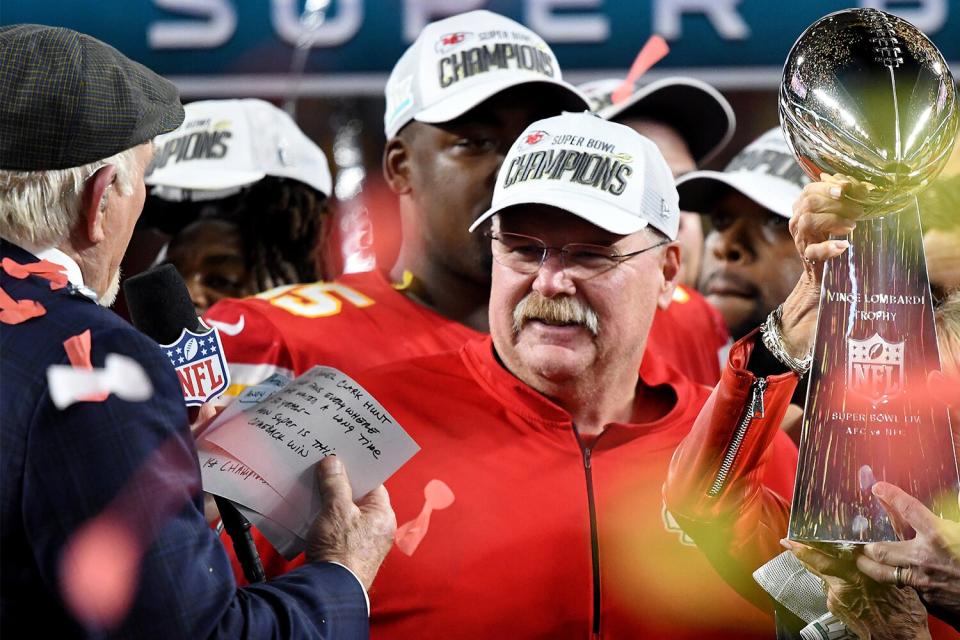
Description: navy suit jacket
xmin=0 ymin=241 xmax=368 ymax=638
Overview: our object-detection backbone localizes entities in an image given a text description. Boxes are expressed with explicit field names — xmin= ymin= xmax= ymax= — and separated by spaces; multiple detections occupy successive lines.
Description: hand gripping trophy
xmin=781 ymin=8 xmax=960 ymax=549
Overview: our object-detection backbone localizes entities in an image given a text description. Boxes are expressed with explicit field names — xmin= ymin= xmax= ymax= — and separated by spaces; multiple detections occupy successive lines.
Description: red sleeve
xmin=204 ymin=298 xmax=296 ymax=393
xmin=663 ymin=329 xmax=799 ymax=609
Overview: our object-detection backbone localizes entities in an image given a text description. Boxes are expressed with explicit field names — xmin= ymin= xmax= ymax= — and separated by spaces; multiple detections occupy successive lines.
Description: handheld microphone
xmin=123 ymin=264 xmax=266 ymax=583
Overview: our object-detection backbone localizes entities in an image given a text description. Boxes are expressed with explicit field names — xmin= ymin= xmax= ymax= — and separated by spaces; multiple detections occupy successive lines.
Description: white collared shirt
xmin=23 ymin=245 xmax=99 ymax=302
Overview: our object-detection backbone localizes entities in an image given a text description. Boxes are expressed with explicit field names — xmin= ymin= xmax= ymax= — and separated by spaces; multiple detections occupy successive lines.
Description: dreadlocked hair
xmin=233 ymin=177 xmax=332 ymax=292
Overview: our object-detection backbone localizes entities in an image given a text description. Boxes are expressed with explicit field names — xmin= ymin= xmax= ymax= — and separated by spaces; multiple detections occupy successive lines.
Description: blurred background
xmin=6 ymin=0 xmax=959 ymax=281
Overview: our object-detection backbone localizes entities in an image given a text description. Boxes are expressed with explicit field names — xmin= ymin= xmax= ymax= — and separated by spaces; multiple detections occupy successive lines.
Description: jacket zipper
xmin=706 ymin=376 xmax=767 ymax=497
xmin=572 ymin=425 xmax=602 ymax=637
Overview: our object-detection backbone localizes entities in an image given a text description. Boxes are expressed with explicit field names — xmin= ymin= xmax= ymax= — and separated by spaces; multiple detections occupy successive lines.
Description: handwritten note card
xmin=197 ymin=367 xmax=419 ymax=556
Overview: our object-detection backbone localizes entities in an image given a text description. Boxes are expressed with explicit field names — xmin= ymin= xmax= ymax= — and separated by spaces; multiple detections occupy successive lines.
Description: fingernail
xmin=871 ymin=483 xmax=887 ymax=498
xmin=323 ymin=456 xmax=343 ymax=475
xmin=829 ymin=185 xmax=843 ymax=199
xmin=780 ymin=538 xmax=794 ymax=550
xmin=832 ymin=240 xmax=850 ymax=251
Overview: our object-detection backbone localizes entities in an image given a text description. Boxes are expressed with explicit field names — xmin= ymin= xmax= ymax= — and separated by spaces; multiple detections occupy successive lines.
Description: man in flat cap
xmin=0 ymin=25 xmax=394 ymax=638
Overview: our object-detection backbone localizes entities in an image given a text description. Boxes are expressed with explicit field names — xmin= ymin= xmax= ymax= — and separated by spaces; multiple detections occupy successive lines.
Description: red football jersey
xmin=645 ymin=284 xmax=730 ymax=386
xmin=203 ymin=269 xmax=482 ymax=389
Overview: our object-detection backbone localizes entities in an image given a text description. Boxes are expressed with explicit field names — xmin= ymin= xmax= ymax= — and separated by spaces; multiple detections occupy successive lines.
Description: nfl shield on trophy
xmin=780 ymin=8 xmax=960 ymax=549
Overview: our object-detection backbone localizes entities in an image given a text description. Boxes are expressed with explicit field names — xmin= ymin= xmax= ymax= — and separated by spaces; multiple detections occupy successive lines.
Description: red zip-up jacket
xmin=353 ymin=335 xmax=798 ymax=639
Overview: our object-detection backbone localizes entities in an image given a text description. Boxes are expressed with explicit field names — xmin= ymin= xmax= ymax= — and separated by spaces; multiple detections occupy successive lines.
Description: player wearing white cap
xmin=144 ymin=99 xmax=334 ymax=314
xmin=679 ymin=128 xmax=811 ymax=342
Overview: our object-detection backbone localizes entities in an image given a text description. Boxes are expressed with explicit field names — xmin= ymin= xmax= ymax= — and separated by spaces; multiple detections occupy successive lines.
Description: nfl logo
xmin=161 ymin=325 xmax=231 ymax=406
xmin=847 ymin=332 xmax=905 ymax=404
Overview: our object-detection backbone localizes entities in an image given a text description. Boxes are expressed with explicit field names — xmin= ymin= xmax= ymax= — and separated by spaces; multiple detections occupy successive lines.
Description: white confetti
xmin=47 ymin=354 xmax=153 ymax=409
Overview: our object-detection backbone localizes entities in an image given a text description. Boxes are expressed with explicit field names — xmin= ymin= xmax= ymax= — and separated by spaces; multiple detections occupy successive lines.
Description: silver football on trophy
xmin=780 ymin=8 xmax=958 ymax=216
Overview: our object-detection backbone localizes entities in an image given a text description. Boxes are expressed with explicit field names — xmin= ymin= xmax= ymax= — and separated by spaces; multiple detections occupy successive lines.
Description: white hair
xmin=0 ymin=147 xmax=138 ymax=248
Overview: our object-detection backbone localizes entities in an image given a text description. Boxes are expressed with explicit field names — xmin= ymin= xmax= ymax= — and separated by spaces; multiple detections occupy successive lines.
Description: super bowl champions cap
xmin=676 ymin=127 xmax=811 ymax=218
xmin=470 ymin=112 xmax=680 ymax=240
xmin=579 ymin=76 xmax=735 ymax=166
xmin=383 ymin=10 xmax=588 ymax=138
xmin=145 ymin=99 xmax=332 ymax=202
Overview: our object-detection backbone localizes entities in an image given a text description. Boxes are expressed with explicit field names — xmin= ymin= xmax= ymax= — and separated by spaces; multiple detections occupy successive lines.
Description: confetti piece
xmin=60 ymin=515 xmax=141 ymax=629
xmin=47 ymin=354 xmax=153 ymax=409
xmin=0 ymin=285 xmax=46 ymax=324
xmin=611 ymin=35 xmax=670 ymax=105
xmin=64 ymin=330 xmax=94 ymax=369
xmin=1 ymin=257 xmax=69 ymax=289
xmin=59 ymin=432 xmax=201 ymax=629
xmin=63 ymin=330 xmax=109 ymax=402
xmin=395 ymin=479 xmax=454 ymax=556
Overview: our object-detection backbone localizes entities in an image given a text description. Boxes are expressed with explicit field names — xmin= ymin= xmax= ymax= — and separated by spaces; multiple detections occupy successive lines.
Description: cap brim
xmin=144 ymin=167 xmax=265 ymax=192
xmin=599 ymin=77 xmax=735 ymax=166
xmin=416 ymin=77 xmax=589 ymax=125
xmin=676 ymin=170 xmax=801 ymax=219
xmin=469 ymin=189 xmax=648 ymax=235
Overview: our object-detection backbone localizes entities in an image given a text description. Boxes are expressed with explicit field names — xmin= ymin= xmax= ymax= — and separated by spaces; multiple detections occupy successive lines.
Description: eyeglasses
xmin=488 ymin=231 xmax=668 ymax=279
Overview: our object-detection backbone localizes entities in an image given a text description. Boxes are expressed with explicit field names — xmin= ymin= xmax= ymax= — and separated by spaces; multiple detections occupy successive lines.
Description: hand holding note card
xmin=197 ymin=366 xmax=419 ymax=557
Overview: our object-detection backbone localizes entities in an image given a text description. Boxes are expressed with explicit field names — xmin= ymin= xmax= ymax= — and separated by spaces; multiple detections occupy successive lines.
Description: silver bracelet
xmin=760 ymin=305 xmax=813 ymax=375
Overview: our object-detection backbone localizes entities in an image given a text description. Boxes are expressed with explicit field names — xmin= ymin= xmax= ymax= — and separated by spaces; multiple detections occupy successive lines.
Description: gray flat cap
xmin=0 ymin=24 xmax=184 ymax=171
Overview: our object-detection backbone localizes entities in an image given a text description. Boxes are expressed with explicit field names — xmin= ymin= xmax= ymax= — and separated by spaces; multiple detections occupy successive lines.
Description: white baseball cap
xmin=383 ymin=10 xmax=588 ymax=139
xmin=145 ymin=99 xmax=332 ymax=201
xmin=676 ymin=127 xmax=811 ymax=218
xmin=579 ymin=76 xmax=735 ymax=166
xmin=470 ymin=112 xmax=680 ymax=240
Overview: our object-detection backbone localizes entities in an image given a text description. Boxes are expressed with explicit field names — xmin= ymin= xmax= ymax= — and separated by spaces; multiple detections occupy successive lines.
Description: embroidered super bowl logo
xmin=162 ymin=324 xmax=231 ymax=406
xmin=847 ymin=332 xmax=904 ymax=404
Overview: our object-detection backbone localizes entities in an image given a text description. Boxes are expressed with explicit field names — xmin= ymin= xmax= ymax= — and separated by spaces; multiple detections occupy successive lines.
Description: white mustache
xmin=512 ymin=292 xmax=600 ymax=337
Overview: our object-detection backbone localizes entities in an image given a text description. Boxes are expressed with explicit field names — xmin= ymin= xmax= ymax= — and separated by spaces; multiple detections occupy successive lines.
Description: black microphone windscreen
xmin=123 ymin=264 xmax=203 ymax=344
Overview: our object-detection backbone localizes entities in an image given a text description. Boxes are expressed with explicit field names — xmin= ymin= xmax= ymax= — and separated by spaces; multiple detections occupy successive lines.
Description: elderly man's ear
xmin=81 ymin=164 xmax=118 ymax=245
xmin=657 ymin=243 xmax=682 ymax=309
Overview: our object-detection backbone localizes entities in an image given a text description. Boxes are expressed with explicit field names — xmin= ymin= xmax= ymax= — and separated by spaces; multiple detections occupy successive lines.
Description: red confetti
xmin=63 ymin=330 xmax=109 ymax=402
xmin=395 ymin=479 xmax=455 ymax=556
xmin=1 ymin=257 xmax=69 ymax=290
xmin=0 ymin=285 xmax=46 ymax=324
xmin=611 ymin=35 xmax=670 ymax=105
xmin=60 ymin=516 xmax=141 ymax=629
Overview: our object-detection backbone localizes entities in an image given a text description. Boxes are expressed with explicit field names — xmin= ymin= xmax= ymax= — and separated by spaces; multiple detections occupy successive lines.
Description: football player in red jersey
xmin=580 ymin=76 xmax=736 ymax=385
